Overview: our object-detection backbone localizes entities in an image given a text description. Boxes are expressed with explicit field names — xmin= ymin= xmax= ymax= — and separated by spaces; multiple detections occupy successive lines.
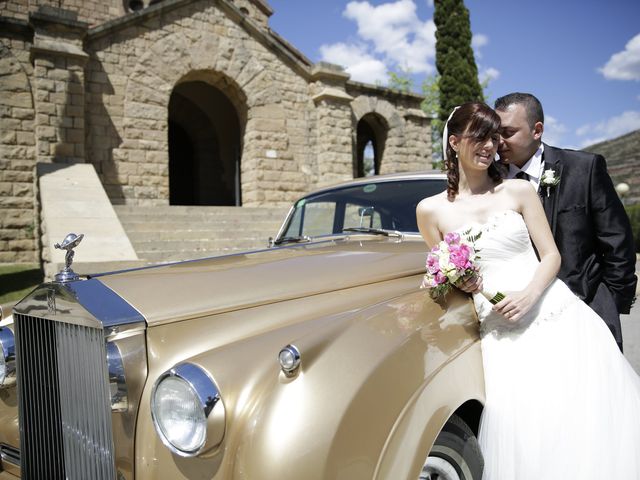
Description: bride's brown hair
xmin=444 ymin=102 xmax=503 ymax=200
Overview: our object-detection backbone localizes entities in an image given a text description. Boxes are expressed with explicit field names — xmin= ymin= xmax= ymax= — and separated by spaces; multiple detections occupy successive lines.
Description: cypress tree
xmin=434 ymin=0 xmax=483 ymax=129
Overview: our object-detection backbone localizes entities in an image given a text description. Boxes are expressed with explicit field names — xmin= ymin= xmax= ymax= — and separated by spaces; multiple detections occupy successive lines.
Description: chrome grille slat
xmin=15 ymin=314 xmax=116 ymax=480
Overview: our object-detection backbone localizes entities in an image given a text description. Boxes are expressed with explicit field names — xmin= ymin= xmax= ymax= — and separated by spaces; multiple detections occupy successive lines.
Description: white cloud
xmin=343 ymin=0 xmax=436 ymax=73
xmin=599 ymin=33 xmax=640 ymax=81
xmin=543 ymin=115 xmax=568 ymax=147
xmin=576 ymin=110 xmax=640 ymax=146
xmin=480 ymin=67 xmax=500 ymax=82
xmin=472 ymin=33 xmax=500 ymax=86
xmin=319 ymin=0 xmax=436 ymax=85
xmin=318 ymin=42 xmax=388 ymax=84
xmin=425 ymin=0 xmax=434 ymax=6
xmin=472 ymin=34 xmax=488 ymax=59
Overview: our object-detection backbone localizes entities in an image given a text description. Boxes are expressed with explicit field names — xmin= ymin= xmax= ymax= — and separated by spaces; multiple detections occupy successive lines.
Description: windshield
xmin=278 ymin=178 xmax=446 ymax=241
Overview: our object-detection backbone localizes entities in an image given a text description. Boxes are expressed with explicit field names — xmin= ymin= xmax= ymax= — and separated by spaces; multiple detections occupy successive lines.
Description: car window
xmin=280 ymin=178 xmax=446 ymax=240
xmin=343 ymin=204 xmax=382 ymax=230
xmin=287 ymin=201 xmax=336 ymax=238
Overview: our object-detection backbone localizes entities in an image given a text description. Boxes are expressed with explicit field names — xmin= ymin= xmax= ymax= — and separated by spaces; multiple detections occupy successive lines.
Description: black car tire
xmin=420 ymin=414 xmax=484 ymax=480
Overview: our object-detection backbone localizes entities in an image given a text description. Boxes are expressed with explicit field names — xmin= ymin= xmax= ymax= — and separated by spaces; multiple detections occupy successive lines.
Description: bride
xmin=416 ymin=102 xmax=640 ymax=479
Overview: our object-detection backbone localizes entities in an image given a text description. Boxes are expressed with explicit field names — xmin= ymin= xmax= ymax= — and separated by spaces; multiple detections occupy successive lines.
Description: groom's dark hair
xmin=494 ymin=92 xmax=544 ymax=128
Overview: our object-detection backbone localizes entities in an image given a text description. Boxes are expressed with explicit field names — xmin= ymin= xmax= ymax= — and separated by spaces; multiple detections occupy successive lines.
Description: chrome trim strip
xmin=0 ymin=443 xmax=21 ymax=476
xmin=13 ymin=278 xmax=145 ymax=329
xmin=107 ymin=342 xmax=128 ymax=412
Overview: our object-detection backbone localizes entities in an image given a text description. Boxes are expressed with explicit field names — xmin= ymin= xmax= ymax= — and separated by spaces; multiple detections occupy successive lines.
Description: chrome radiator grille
xmin=14 ymin=314 xmax=116 ymax=480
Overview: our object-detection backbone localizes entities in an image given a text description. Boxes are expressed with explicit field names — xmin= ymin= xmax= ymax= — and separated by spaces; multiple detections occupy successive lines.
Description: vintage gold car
xmin=0 ymin=172 xmax=485 ymax=480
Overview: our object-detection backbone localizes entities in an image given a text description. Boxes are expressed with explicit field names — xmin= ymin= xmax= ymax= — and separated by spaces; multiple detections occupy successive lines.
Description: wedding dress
xmin=467 ymin=209 xmax=640 ymax=480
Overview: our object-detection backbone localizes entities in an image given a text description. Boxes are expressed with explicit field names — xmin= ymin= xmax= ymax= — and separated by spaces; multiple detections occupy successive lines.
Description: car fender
xmin=137 ymin=289 xmax=482 ymax=479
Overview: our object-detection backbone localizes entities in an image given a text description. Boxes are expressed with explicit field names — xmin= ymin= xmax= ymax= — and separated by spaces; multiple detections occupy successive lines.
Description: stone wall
xmin=0 ymin=0 xmax=123 ymax=25
xmin=349 ymin=82 xmax=431 ymax=174
xmin=0 ymin=0 xmax=433 ymax=263
xmin=85 ymin=0 xmax=316 ymax=206
xmin=0 ymin=24 xmax=37 ymax=262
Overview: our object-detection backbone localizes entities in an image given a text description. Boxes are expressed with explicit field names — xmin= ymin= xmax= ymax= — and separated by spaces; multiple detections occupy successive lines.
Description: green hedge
xmin=625 ymin=204 xmax=640 ymax=253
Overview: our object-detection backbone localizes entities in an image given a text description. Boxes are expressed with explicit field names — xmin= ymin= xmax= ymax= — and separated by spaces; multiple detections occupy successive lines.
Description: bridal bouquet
xmin=421 ymin=230 xmax=505 ymax=305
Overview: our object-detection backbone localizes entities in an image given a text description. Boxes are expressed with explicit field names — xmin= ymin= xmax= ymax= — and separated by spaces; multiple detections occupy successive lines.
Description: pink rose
xmin=426 ymin=254 xmax=440 ymax=273
xmin=435 ymin=271 xmax=446 ymax=284
xmin=444 ymin=232 xmax=460 ymax=245
xmin=449 ymin=250 xmax=469 ymax=270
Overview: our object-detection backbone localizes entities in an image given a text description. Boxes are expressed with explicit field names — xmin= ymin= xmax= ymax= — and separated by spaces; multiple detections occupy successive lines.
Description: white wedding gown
xmin=467 ymin=209 xmax=640 ymax=480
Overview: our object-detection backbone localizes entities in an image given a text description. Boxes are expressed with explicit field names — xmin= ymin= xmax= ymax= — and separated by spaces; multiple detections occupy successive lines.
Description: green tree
xmin=387 ymin=69 xmax=414 ymax=93
xmin=434 ymin=0 xmax=483 ymax=129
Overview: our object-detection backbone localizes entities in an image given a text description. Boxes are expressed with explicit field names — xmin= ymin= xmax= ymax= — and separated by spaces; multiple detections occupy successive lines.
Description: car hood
xmin=95 ymin=237 xmax=428 ymax=325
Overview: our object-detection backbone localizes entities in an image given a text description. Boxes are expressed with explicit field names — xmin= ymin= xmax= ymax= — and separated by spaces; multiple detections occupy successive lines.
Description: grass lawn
xmin=0 ymin=263 xmax=43 ymax=306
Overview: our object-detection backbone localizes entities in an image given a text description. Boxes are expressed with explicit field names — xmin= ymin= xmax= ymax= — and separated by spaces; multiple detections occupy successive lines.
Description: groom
xmin=494 ymin=92 xmax=637 ymax=351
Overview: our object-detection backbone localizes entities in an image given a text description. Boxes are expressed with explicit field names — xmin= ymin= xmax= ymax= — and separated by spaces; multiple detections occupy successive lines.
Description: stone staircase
xmin=114 ymin=205 xmax=290 ymax=263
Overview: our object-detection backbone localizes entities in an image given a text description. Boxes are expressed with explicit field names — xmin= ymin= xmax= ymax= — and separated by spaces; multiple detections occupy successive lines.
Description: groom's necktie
xmin=515 ymin=171 xmax=530 ymax=181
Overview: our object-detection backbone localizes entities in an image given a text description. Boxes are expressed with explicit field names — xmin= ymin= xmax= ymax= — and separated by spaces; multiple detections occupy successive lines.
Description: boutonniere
xmin=540 ymin=168 xmax=561 ymax=197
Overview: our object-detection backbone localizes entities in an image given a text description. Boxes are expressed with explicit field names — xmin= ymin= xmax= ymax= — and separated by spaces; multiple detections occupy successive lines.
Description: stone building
xmin=0 ymin=0 xmax=433 ymax=264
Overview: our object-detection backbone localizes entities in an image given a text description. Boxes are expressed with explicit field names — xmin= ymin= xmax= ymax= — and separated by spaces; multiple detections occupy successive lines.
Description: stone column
xmin=30 ymin=7 xmax=89 ymax=165
xmin=311 ymin=63 xmax=354 ymax=187
xmin=403 ymin=108 xmax=432 ymax=172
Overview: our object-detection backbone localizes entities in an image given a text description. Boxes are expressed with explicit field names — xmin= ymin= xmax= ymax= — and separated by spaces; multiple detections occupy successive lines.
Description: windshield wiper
xmin=342 ymin=227 xmax=403 ymax=238
xmin=273 ymin=235 xmax=312 ymax=246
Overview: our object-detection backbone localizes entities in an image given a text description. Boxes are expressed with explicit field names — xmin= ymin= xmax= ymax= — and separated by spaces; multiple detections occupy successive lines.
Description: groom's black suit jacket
xmin=540 ymin=143 xmax=637 ymax=345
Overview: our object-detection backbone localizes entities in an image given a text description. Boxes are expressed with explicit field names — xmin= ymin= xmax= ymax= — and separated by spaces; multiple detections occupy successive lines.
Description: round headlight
xmin=151 ymin=363 xmax=224 ymax=457
xmin=0 ymin=327 xmax=16 ymax=389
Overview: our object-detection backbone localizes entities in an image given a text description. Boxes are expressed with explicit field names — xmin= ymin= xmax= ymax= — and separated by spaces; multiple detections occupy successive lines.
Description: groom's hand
xmin=456 ymin=272 xmax=483 ymax=294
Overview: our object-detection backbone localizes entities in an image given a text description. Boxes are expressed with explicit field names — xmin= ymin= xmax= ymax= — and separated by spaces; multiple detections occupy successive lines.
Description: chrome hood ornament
xmin=54 ymin=233 xmax=84 ymax=282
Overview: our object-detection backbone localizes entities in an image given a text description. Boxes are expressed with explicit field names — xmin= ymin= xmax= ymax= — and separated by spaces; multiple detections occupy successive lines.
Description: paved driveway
xmin=621 ymin=260 xmax=640 ymax=374
xmin=622 ymin=302 xmax=640 ymax=375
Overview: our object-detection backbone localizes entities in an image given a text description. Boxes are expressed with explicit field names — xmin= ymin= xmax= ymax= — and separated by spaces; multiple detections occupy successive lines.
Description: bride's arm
xmin=493 ymin=181 xmax=561 ymax=321
xmin=416 ymin=198 xmax=442 ymax=248
xmin=416 ymin=197 xmax=483 ymax=293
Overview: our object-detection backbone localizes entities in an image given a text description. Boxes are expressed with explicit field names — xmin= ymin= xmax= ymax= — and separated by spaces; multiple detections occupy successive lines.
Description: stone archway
xmin=120 ymin=30 xmax=280 ymax=205
xmin=168 ymin=80 xmax=242 ymax=206
xmin=351 ymin=95 xmax=405 ymax=176
xmin=355 ymin=112 xmax=388 ymax=178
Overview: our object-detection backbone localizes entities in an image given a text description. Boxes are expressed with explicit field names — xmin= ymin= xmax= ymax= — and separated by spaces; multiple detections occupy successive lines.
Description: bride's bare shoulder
xmin=502 ymin=178 xmax=536 ymax=194
xmin=416 ymin=191 xmax=448 ymax=218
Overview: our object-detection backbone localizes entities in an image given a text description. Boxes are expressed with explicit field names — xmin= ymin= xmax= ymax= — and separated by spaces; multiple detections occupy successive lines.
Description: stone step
xmin=136 ymin=246 xmax=269 ymax=263
xmin=117 ymin=213 xmax=287 ymax=223
xmin=119 ymin=219 xmax=283 ymax=230
xmin=132 ymin=237 xmax=270 ymax=251
xmin=113 ymin=205 xmax=287 ymax=213
xmin=113 ymin=205 xmax=288 ymax=263
xmin=114 ymin=205 xmax=289 ymax=219
xmin=126 ymin=230 xmax=277 ymax=242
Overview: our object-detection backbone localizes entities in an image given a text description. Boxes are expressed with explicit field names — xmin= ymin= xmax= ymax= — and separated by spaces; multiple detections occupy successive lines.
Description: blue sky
xmin=268 ymin=0 xmax=640 ymax=149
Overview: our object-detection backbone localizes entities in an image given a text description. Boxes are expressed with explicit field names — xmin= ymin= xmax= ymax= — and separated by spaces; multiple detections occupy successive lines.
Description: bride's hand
xmin=455 ymin=272 xmax=483 ymax=294
xmin=492 ymin=290 xmax=539 ymax=323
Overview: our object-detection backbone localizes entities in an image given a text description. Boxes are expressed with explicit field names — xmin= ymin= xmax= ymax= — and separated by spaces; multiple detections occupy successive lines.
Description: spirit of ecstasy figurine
xmin=54 ymin=233 xmax=84 ymax=282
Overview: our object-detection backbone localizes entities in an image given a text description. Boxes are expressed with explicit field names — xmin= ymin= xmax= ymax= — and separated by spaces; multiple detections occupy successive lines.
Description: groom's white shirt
xmin=506 ymin=144 xmax=545 ymax=192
